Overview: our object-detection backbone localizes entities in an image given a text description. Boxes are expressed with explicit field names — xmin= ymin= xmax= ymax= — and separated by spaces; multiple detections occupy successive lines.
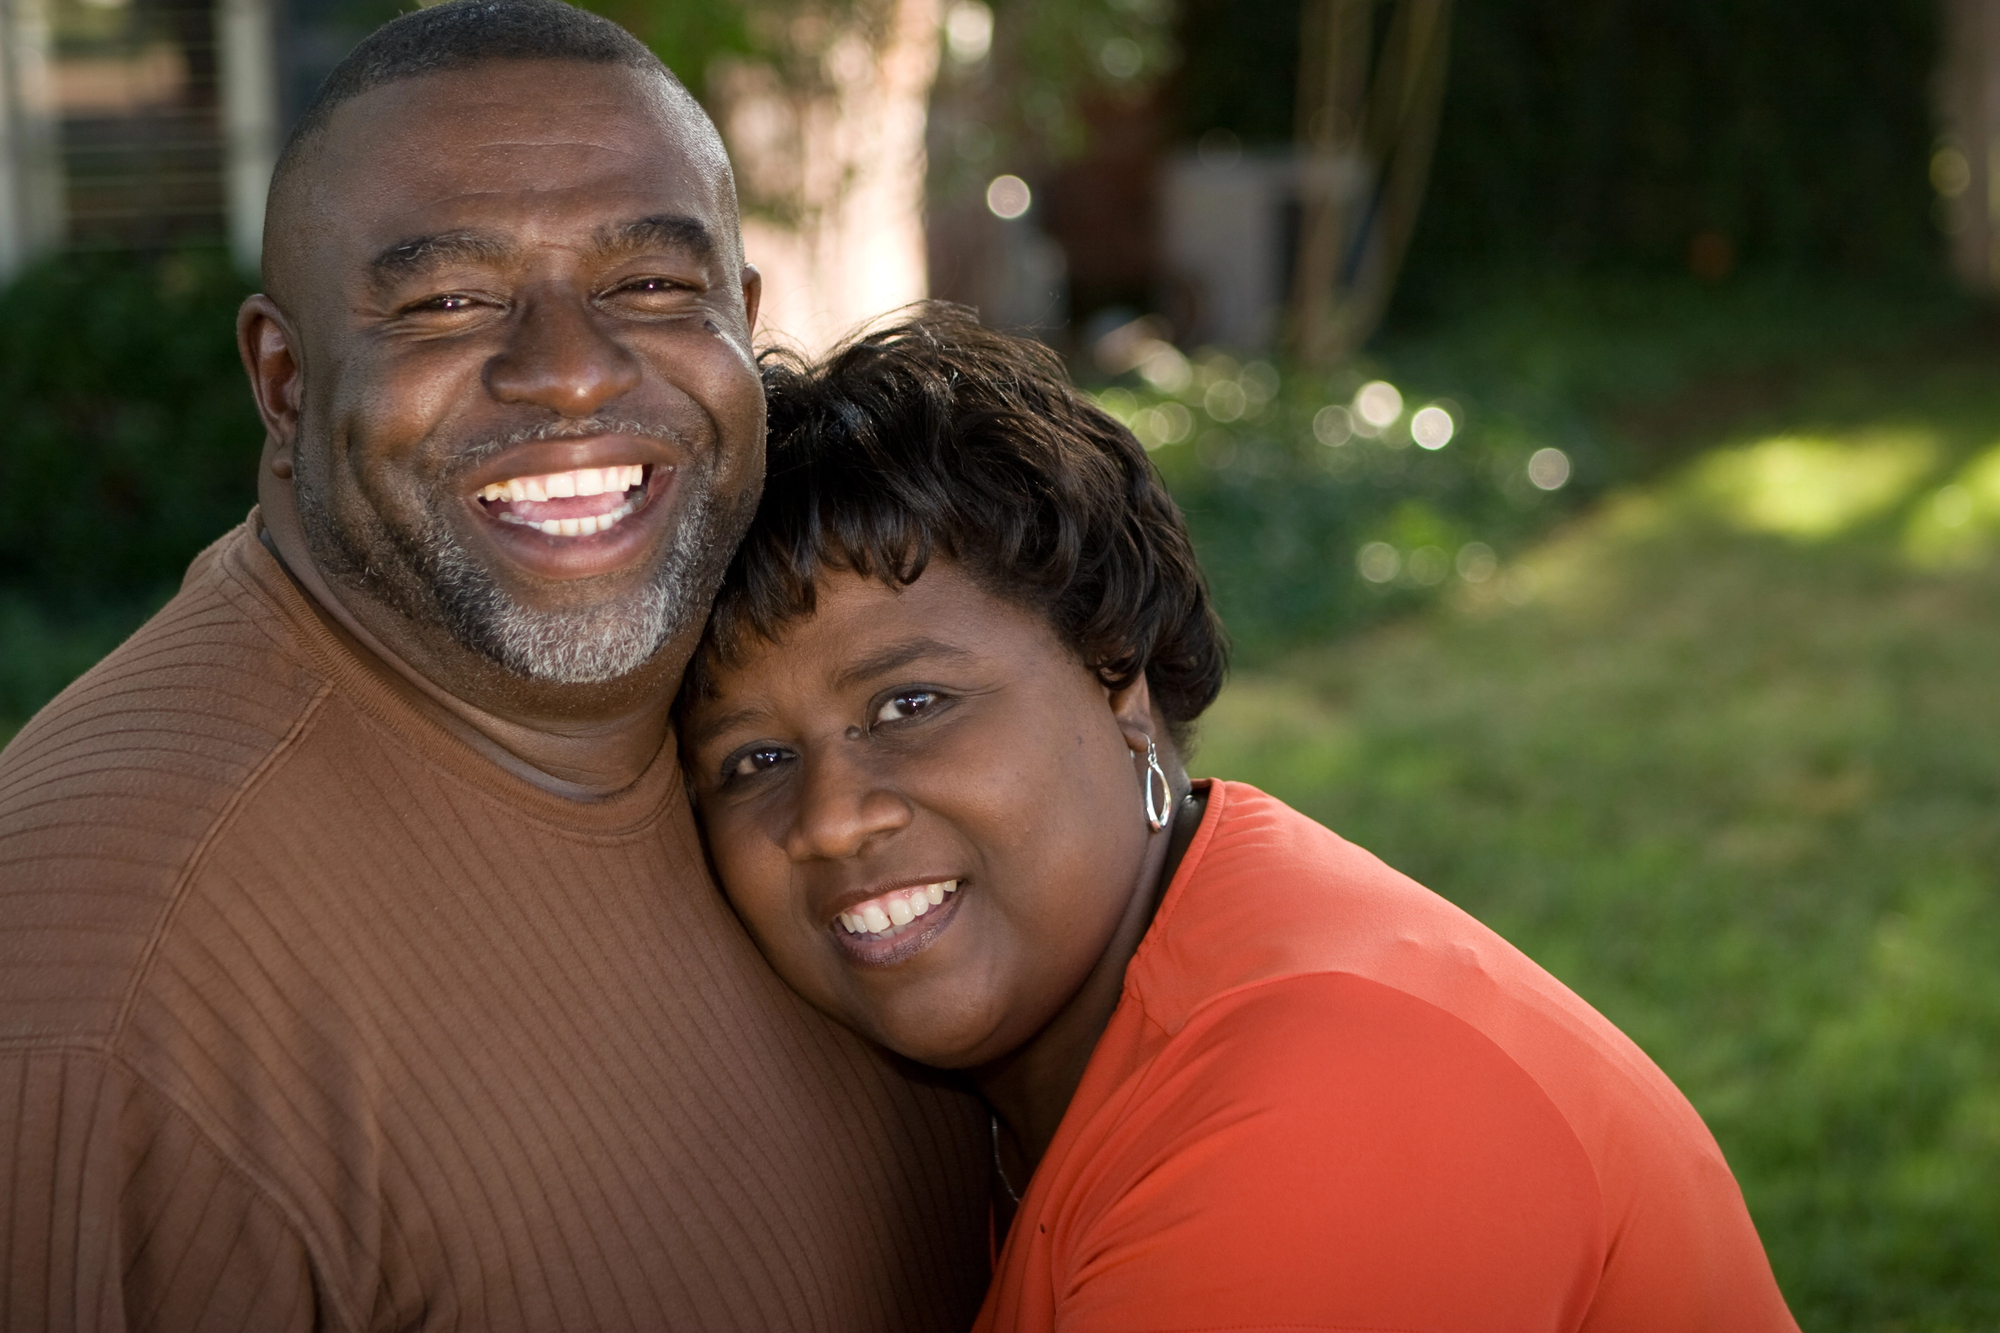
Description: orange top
xmin=975 ymin=781 xmax=1797 ymax=1333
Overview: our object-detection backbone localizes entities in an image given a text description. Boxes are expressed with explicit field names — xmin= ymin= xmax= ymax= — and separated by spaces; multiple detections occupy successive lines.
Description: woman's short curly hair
xmin=681 ymin=303 xmax=1228 ymax=752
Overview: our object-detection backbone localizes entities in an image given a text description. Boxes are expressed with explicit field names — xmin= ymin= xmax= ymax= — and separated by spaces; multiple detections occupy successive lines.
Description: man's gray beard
xmin=418 ymin=490 xmax=721 ymax=684
xmin=297 ymin=426 xmax=739 ymax=686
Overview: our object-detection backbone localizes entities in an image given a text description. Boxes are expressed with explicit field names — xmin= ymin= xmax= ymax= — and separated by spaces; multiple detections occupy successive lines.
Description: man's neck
xmin=255 ymin=515 xmax=682 ymax=799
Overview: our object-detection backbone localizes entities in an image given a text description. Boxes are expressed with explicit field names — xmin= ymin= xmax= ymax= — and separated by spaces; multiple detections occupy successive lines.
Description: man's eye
xmin=407 ymin=293 xmax=481 ymax=313
xmin=606 ymin=277 xmax=696 ymax=305
xmin=725 ymin=746 xmax=791 ymax=780
xmin=874 ymin=690 xmax=940 ymax=724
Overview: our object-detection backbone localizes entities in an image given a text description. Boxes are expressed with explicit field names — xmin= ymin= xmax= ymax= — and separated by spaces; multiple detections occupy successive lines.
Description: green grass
xmin=1191 ymin=354 xmax=2000 ymax=1328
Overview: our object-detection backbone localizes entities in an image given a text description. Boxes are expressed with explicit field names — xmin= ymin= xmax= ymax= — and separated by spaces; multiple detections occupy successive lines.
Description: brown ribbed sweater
xmin=0 ymin=519 xmax=990 ymax=1332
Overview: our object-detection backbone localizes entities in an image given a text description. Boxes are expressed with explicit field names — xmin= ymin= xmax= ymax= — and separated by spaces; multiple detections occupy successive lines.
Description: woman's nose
xmin=484 ymin=291 xmax=643 ymax=417
xmin=781 ymin=752 xmax=912 ymax=862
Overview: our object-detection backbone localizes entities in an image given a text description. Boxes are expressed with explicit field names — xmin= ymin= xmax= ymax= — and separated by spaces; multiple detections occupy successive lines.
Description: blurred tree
xmin=1937 ymin=0 xmax=2000 ymax=292
xmin=587 ymin=0 xmax=1176 ymax=350
xmin=1175 ymin=0 xmax=1944 ymax=296
xmin=1400 ymin=0 xmax=1941 ymax=285
xmin=1288 ymin=0 xmax=1451 ymax=367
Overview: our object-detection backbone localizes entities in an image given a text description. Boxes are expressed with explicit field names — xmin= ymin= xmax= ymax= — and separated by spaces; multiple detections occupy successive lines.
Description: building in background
xmin=0 ymin=0 xmax=351 ymax=280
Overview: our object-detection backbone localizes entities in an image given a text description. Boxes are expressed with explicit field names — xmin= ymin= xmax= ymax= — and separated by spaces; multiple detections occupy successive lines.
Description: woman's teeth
xmin=837 ymin=880 xmax=958 ymax=936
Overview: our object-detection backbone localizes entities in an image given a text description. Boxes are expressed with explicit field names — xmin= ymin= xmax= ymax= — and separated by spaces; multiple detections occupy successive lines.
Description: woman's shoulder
xmin=1132 ymin=779 xmax=1588 ymax=1039
xmin=1029 ymin=781 xmax=1797 ymax=1331
xmin=1126 ymin=780 xmax=1730 ymax=1190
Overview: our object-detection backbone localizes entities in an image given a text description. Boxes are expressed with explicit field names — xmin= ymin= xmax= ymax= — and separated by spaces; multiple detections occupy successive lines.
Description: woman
xmin=677 ymin=306 xmax=1796 ymax=1332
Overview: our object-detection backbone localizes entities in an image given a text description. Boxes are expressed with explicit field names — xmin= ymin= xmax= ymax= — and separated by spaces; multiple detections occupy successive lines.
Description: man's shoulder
xmin=0 ymin=526 xmax=332 ymax=1044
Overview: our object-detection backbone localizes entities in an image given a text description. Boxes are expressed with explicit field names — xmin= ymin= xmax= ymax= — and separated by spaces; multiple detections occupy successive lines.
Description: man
xmin=0 ymin=2 xmax=989 ymax=1327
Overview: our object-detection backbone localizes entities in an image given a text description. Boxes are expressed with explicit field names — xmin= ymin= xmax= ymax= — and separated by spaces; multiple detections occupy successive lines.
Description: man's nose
xmin=484 ymin=291 xmax=643 ymax=417
xmin=781 ymin=750 xmax=913 ymax=863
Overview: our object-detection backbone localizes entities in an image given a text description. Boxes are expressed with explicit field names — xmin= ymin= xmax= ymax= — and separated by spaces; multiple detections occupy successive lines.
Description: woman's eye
xmin=725 ymin=746 xmax=791 ymax=780
xmin=874 ymin=690 xmax=940 ymax=724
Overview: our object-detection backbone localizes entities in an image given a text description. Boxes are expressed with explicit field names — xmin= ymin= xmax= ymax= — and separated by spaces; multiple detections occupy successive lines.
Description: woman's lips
xmin=829 ymin=880 xmax=964 ymax=967
xmin=836 ymin=879 xmax=959 ymax=936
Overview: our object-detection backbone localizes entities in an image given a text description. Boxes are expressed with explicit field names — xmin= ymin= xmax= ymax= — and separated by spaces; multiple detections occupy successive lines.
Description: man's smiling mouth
xmin=476 ymin=464 xmax=662 ymax=537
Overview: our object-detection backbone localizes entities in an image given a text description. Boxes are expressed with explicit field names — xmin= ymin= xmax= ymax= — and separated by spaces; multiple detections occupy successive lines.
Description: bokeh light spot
xmin=1932 ymin=146 xmax=1971 ymax=198
xmin=1456 ymin=542 xmax=1497 ymax=583
xmin=1099 ymin=36 xmax=1143 ymax=79
xmin=1410 ymin=405 xmax=1455 ymax=449
xmin=986 ymin=175 xmax=1032 ymax=219
xmin=1354 ymin=381 xmax=1403 ymax=428
xmin=1094 ymin=386 xmax=1137 ymax=422
xmin=1204 ymin=379 xmax=1247 ymax=422
xmin=1313 ymin=404 xmax=1353 ymax=447
xmin=1407 ymin=545 xmax=1449 ymax=585
xmin=1528 ymin=447 xmax=1572 ymax=491
xmin=1357 ymin=542 xmax=1400 ymax=583
xmin=944 ymin=2 xmax=994 ymax=63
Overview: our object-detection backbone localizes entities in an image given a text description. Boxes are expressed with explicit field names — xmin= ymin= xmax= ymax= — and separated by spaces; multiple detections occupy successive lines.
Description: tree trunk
xmin=1939 ymin=0 xmax=2000 ymax=292
xmin=1288 ymin=0 xmax=1451 ymax=368
xmin=711 ymin=0 xmax=941 ymax=354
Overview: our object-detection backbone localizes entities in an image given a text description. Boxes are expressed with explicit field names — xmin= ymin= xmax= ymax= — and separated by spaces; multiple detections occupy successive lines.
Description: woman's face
xmin=683 ymin=560 xmax=1160 ymax=1068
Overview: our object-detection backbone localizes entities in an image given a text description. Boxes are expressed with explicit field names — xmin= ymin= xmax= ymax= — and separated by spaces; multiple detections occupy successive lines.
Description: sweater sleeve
xmin=1 ymin=1047 xmax=320 ymax=1333
xmin=1044 ymin=974 xmax=1608 ymax=1333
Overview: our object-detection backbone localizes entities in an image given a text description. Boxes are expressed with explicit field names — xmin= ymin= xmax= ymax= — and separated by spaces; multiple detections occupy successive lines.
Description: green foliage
xmin=1098 ymin=268 xmax=1972 ymax=663
xmin=585 ymin=0 xmax=753 ymax=81
xmin=0 ymin=248 xmax=260 ymax=602
xmin=1408 ymin=0 xmax=1943 ymax=276
xmin=0 ymin=594 xmax=161 ymax=743
xmin=1193 ymin=335 xmax=2000 ymax=1328
xmin=1172 ymin=0 xmax=1944 ymax=276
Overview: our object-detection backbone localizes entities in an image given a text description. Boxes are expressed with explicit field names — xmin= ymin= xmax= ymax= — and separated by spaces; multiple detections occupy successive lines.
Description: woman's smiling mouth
xmin=830 ymin=880 xmax=963 ymax=965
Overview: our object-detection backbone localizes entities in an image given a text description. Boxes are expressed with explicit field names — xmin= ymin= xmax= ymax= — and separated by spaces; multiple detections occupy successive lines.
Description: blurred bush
xmin=0 ymin=248 xmax=261 ymax=603
xmin=1094 ymin=270 xmax=1972 ymax=663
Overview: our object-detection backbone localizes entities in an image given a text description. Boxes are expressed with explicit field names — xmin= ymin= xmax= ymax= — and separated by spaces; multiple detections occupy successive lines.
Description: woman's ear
xmin=1106 ymin=673 xmax=1158 ymax=759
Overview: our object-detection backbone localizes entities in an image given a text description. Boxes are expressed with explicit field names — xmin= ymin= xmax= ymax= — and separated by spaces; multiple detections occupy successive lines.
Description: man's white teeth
xmin=494 ymin=492 xmax=643 ymax=535
xmin=478 ymin=464 xmax=645 ymax=505
xmin=838 ymin=881 xmax=958 ymax=936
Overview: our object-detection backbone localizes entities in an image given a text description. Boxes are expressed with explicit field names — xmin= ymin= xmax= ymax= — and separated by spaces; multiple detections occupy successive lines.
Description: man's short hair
xmin=680 ymin=304 xmax=1229 ymax=752
xmin=274 ymin=0 xmax=678 ymax=196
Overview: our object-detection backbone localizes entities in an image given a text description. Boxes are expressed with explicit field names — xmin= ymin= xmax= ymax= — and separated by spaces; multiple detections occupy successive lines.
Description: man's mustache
xmin=442 ymin=417 xmax=696 ymax=481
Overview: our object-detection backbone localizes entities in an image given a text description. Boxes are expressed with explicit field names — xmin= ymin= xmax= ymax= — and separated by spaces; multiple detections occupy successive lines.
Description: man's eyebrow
xmin=592 ymin=215 xmax=718 ymax=264
xmin=832 ymin=637 xmax=976 ymax=692
xmin=368 ymin=229 xmax=514 ymax=284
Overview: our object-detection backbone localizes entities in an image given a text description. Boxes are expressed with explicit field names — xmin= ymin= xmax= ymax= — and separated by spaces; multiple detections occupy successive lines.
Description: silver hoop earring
xmin=1142 ymin=738 xmax=1171 ymax=832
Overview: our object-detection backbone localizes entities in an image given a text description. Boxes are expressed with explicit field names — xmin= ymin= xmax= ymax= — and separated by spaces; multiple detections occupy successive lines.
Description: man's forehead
xmin=312 ymin=60 xmax=721 ymax=216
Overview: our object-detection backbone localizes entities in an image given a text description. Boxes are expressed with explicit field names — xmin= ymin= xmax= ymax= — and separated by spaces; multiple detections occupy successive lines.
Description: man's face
xmin=277 ymin=60 xmax=764 ymax=684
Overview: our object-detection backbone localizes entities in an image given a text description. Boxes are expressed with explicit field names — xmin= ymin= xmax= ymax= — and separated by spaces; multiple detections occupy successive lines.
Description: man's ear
xmin=238 ymin=294 xmax=302 ymax=478
xmin=740 ymin=263 xmax=763 ymax=338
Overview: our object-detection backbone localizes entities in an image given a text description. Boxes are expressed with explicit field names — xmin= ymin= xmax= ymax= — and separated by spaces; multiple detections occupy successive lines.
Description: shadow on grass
xmin=1194 ymin=410 xmax=2000 ymax=1328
